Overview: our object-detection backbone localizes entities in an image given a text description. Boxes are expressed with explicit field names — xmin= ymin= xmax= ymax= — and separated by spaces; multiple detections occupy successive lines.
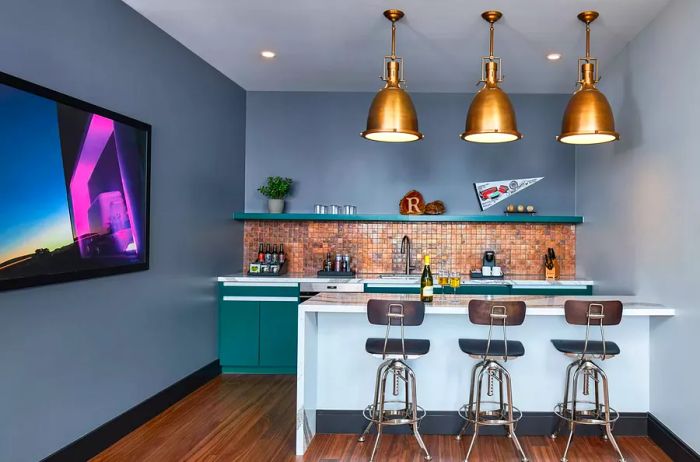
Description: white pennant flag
xmin=474 ymin=177 xmax=543 ymax=211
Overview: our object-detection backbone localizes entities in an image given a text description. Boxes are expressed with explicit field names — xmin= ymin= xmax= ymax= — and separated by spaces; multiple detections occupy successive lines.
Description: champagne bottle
xmin=420 ymin=255 xmax=433 ymax=303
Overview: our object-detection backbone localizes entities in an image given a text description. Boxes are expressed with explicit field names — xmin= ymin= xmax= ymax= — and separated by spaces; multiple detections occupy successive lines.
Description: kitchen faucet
xmin=400 ymin=235 xmax=416 ymax=275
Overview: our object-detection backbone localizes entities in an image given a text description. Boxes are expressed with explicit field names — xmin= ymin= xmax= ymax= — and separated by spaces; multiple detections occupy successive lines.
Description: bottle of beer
xmin=278 ymin=244 xmax=285 ymax=264
xmin=420 ymin=255 xmax=434 ymax=303
xmin=264 ymin=244 xmax=271 ymax=263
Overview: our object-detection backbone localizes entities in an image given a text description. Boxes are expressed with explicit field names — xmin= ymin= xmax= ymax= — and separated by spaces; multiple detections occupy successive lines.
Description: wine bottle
xmin=257 ymin=243 xmax=264 ymax=263
xmin=264 ymin=244 xmax=271 ymax=263
xmin=271 ymin=244 xmax=278 ymax=263
xmin=278 ymin=244 xmax=285 ymax=264
xmin=420 ymin=255 xmax=434 ymax=302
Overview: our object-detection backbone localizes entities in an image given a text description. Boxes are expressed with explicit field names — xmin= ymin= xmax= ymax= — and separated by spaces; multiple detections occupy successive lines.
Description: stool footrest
xmin=458 ymin=401 xmax=523 ymax=426
xmin=362 ymin=401 xmax=426 ymax=426
xmin=554 ymin=401 xmax=620 ymax=425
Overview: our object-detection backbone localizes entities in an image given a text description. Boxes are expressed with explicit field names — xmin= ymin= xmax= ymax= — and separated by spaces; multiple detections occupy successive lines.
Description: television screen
xmin=0 ymin=72 xmax=151 ymax=291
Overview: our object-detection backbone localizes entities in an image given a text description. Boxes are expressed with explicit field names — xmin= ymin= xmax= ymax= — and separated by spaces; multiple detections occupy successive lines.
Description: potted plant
xmin=258 ymin=176 xmax=293 ymax=213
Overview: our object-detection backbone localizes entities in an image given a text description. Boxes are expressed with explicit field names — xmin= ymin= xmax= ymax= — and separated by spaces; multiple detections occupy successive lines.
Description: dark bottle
xmin=324 ymin=252 xmax=332 ymax=272
xmin=271 ymin=244 xmax=278 ymax=263
xmin=420 ymin=255 xmax=434 ymax=303
xmin=257 ymin=243 xmax=264 ymax=263
xmin=341 ymin=256 xmax=348 ymax=272
xmin=278 ymin=244 xmax=285 ymax=264
xmin=264 ymin=244 xmax=271 ymax=263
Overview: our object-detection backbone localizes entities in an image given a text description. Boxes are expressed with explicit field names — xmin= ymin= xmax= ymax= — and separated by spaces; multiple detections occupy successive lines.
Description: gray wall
xmin=576 ymin=0 xmax=700 ymax=452
xmin=0 ymin=1 xmax=245 ymax=461
xmin=246 ymin=92 xmax=575 ymax=215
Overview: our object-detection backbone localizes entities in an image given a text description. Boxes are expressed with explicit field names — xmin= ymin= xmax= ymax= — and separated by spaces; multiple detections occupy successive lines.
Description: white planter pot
xmin=267 ymin=198 xmax=285 ymax=214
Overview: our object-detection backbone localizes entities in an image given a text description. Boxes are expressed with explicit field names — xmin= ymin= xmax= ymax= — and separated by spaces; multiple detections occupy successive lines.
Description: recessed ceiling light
xmin=261 ymin=50 xmax=276 ymax=59
xmin=547 ymin=53 xmax=562 ymax=61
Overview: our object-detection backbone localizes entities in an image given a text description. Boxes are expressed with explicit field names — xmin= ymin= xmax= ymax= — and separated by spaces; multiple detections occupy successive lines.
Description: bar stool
xmin=456 ymin=300 xmax=528 ymax=462
xmin=550 ymin=300 xmax=625 ymax=462
xmin=357 ymin=299 xmax=432 ymax=461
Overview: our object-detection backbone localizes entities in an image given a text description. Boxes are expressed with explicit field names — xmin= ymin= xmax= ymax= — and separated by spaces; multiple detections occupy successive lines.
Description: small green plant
xmin=258 ymin=176 xmax=293 ymax=199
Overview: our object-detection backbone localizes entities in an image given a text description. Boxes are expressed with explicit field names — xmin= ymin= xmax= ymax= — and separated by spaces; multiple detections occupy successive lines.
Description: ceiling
xmin=122 ymin=0 xmax=669 ymax=93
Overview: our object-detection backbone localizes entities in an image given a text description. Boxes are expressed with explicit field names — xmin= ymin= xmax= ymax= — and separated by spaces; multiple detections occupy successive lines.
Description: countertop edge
xmin=217 ymin=275 xmax=595 ymax=286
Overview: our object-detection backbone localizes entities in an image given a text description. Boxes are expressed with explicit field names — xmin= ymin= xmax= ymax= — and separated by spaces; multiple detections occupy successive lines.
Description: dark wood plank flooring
xmin=93 ymin=375 xmax=671 ymax=461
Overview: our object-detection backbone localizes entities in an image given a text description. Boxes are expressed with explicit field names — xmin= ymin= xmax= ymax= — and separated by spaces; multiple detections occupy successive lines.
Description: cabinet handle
xmin=326 ymin=285 xmax=337 ymax=290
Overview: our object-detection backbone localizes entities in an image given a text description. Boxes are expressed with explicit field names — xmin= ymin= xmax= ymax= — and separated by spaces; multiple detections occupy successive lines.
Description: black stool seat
xmin=458 ymin=338 xmax=525 ymax=357
xmin=551 ymin=339 xmax=620 ymax=356
xmin=365 ymin=338 xmax=430 ymax=356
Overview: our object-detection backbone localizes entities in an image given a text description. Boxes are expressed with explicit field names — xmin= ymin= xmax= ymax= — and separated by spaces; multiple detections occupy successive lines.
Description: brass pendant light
xmin=558 ymin=11 xmax=619 ymax=145
xmin=361 ymin=9 xmax=423 ymax=143
xmin=461 ymin=11 xmax=522 ymax=144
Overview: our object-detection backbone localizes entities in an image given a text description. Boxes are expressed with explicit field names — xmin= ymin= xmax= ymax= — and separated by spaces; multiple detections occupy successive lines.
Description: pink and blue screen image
xmin=0 ymin=83 xmax=148 ymax=281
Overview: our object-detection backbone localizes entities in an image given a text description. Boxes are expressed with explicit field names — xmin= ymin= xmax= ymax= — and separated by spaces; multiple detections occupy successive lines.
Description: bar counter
xmin=296 ymin=293 xmax=674 ymax=454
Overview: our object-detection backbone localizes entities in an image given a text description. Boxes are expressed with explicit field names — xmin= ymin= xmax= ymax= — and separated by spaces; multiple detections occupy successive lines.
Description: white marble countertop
xmin=300 ymin=292 xmax=675 ymax=317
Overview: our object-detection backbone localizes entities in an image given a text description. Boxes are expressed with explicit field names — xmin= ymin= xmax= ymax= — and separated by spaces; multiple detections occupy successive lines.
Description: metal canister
xmin=334 ymin=254 xmax=342 ymax=272
xmin=314 ymin=204 xmax=327 ymax=214
xmin=329 ymin=205 xmax=341 ymax=214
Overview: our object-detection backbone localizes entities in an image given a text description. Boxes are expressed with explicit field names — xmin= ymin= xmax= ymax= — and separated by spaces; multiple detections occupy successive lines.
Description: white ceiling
xmin=123 ymin=0 xmax=669 ymax=93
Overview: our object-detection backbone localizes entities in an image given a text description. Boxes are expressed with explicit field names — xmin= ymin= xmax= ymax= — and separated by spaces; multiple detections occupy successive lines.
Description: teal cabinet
xmin=510 ymin=285 xmax=593 ymax=296
xmin=259 ymin=300 xmax=298 ymax=367
xmin=218 ymin=282 xmax=299 ymax=374
xmin=456 ymin=285 xmax=511 ymax=295
xmin=364 ymin=284 xmax=421 ymax=294
xmin=219 ymin=300 xmax=259 ymax=367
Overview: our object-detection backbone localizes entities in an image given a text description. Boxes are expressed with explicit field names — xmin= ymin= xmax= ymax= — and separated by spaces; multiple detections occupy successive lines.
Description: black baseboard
xmin=42 ymin=360 xmax=221 ymax=462
xmin=648 ymin=413 xmax=700 ymax=462
xmin=316 ymin=410 xmax=649 ymax=437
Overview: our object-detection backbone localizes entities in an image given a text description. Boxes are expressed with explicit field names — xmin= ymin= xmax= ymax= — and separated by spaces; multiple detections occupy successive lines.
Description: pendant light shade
xmin=558 ymin=11 xmax=619 ymax=145
xmin=461 ymin=11 xmax=522 ymax=144
xmin=362 ymin=10 xmax=423 ymax=142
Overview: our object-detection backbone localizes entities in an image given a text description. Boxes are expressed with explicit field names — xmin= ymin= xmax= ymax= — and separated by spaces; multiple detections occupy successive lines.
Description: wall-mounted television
xmin=0 ymin=71 xmax=151 ymax=291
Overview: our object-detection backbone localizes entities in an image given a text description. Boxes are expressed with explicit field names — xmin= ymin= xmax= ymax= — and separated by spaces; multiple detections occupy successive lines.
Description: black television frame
xmin=0 ymin=70 xmax=152 ymax=292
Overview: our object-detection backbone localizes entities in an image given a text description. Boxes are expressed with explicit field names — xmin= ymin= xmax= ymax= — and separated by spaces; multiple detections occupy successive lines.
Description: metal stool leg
xmin=457 ymin=361 xmax=481 ymax=441
xmin=502 ymin=366 xmax=528 ymax=461
xmin=369 ymin=363 xmax=391 ymax=462
xmin=359 ymin=360 xmax=390 ymax=442
xmin=499 ymin=368 xmax=510 ymax=437
xmin=464 ymin=364 xmax=486 ymax=462
xmin=599 ymin=367 xmax=625 ymax=462
xmin=561 ymin=364 xmax=583 ymax=462
xmin=552 ymin=360 xmax=578 ymax=439
xmin=407 ymin=367 xmax=431 ymax=460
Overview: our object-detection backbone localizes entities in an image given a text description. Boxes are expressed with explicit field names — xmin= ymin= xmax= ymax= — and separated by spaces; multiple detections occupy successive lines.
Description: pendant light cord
xmin=489 ymin=22 xmax=495 ymax=59
xmin=391 ymin=22 xmax=397 ymax=59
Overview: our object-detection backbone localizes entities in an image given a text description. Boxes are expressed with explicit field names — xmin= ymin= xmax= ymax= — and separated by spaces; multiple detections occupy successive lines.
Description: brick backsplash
xmin=243 ymin=221 xmax=576 ymax=276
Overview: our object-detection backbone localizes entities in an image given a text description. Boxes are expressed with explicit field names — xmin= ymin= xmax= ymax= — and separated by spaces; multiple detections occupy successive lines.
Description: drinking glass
xmin=450 ymin=272 xmax=461 ymax=301
xmin=438 ymin=271 xmax=449 ymax=301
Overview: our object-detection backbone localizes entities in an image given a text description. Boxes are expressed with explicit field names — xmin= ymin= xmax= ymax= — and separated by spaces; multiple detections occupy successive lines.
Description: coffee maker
xmin=482 ymin=250 xmax=496 ymax=268
xmin=471 ymin=250 xmax=503 ymax=278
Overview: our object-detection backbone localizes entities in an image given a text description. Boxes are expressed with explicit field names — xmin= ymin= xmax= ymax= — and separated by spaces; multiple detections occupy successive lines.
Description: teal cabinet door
xmin=510 ymin=285 xmax=593 ymax=296
xmin=219 ymin=300 xmax=260 ymax=367
xmin=364 ymin=284 xmax=421 ymax=294
xmin=456 ymin=285 xmax=512 ymax=295
xmin=259 ymin=301 xmax=298 ymax=368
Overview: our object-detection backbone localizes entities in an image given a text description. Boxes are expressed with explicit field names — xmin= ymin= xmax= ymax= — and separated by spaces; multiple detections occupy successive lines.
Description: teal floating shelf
xmin=233 ymin=212 xmax=583 ymax=224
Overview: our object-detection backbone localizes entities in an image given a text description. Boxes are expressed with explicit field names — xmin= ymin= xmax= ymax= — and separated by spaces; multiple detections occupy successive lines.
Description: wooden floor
xmin=94 ymin=375 xmax=671 ymax=462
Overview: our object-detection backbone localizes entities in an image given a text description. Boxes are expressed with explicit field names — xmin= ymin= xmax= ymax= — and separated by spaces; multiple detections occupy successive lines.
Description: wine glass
xmin=450 ymin=272 xmax=461 ymax=301
xmin=438 ymin=271 xmax=449 ymax=302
